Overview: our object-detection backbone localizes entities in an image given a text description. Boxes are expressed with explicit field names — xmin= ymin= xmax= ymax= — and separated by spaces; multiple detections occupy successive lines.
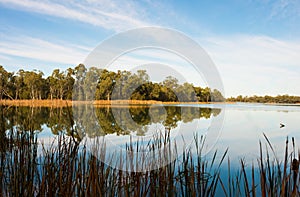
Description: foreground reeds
xmin=219 ymin=133 xmax=300 ymax=197
xmin=0 ymin=126 xmax=299 ymax=196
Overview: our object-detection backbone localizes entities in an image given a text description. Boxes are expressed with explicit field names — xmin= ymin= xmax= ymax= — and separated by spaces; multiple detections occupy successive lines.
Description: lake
xmin=1 ymin=103 xmax=300 ymax=195
xmin=2 ymin=103 xmax=299 ymax=166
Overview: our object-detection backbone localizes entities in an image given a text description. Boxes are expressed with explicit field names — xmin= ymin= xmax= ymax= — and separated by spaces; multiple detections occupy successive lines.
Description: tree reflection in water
xmin=0 ymin=105 xmax=221 ymax=138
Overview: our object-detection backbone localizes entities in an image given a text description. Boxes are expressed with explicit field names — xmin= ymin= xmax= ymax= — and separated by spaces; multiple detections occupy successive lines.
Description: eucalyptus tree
xmin=52 ymin=69 xmax=66 ymax=100
xmin=21 ymin=70 xmax=45 ymax=100
xmin=0 ymin=64 xmax=226 ymax=102
xmin=95 ymin=69 xmax=118 ymax=100
xmin=176 ymin=82 xmax=197 ymax=102
xmin=73 ymin=64 xmax=87 ymax=100
xmin=0 ymin=66 xmax=14 ymax=100
xmin=211 ymin=89 xmax=225 ymax=102
xmin=120 ymin=70 xmax=150 ymax=100
xmin=201 ymin=87 xmax=211 ymax=102
xmin=47 ymin=71 xmax=57 ymax=100
xmin=161 ymin=76 xmax=179 ymax=101
xmin=14 ymin=70 xmax=25 ymax=99
xmin=47 ymin=68 xmax=74 ymax=100
xmin=149 ymin=83 xmax=163 ymax=100
xmin=64 ymin=68 xmax=75 ymax=100
xmin=83 ymin=67 xmax=101 ymax=101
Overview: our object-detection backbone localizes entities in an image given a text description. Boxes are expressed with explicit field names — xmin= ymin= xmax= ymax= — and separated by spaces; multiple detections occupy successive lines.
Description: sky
xmin=0 ymin=0 xmax=300 ymax=97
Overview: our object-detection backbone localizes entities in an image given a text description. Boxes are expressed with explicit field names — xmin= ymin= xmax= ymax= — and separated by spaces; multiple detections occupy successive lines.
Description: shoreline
xmin=0 ymin=99 xmax=217 ymax=107
xmin=1 ymin=99 xmax=298 ymax=107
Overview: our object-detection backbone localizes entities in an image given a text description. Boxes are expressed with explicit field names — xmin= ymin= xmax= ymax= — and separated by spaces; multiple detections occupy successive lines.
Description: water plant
xmin=0 ymin=118 xmax=299 ymax=196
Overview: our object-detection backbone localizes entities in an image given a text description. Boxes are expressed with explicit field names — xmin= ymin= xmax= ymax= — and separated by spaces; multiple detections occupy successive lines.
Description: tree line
xmin=227 ymin=95 xmax=300 ymax=104
xmin=0 ymin=64 xmax=225 ymax=102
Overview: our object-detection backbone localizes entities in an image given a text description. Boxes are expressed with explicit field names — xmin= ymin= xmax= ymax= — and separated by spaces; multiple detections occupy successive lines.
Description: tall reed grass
xmin=0 ymin=126 xmax=299 ymax=196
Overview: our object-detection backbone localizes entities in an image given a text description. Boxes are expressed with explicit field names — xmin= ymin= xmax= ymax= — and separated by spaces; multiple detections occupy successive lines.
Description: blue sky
xmin=0 ymin=0 xmax=300 ymax=97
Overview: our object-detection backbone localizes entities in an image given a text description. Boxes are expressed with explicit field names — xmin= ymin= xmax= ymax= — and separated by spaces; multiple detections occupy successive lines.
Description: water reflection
xmin=0 ymin=105 xmax=221 ymax=138
xmin=1 ymin=103 xmax=300 ymax=165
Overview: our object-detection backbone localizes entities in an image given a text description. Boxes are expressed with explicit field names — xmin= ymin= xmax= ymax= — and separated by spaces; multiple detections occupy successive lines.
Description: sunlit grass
xmin=0 ymin=99 xmax=220 ymax=108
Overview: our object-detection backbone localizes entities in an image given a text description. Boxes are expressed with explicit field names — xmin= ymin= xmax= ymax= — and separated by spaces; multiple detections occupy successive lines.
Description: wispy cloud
xmin=199 ymin=35 xmax=300 ymax=96
xmin=0 ymin=34 xmax=91 ymax=65
xmin=107 ymin=49 xmax=207 ymax=86
xmin=0 ymin=0 xmax=152 ymax=31
xmin=269 ymin=0 xmax=300 ymax=20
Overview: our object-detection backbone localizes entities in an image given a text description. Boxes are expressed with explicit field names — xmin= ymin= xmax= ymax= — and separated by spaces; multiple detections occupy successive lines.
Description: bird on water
xmin=280 ymin=123 xmax=285 ymax=128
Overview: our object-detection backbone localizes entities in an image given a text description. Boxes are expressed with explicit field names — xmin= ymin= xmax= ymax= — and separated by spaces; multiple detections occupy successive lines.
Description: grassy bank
xmin=0 ymin=125 xmax=299 ymax=196
xmin=0 ymin=99 xmax=220 ymax=107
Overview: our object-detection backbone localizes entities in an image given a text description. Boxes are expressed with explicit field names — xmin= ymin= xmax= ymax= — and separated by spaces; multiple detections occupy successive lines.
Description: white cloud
xmin=198 ymin=35 xmax=300 ymax=97
xmin=0 ymin=54 xmax=11 ymax=60
xmin=0 ymin=0 xmax=151 ymax=31
xmin=83 ymin=32 xmax=300 ymax=97
xmin=0 ymin=35 xmax=90 ymax=65
xmin=107 ymin=49 xmax=208 ymax=86
xmin=1 ymin=0 xmax=299 ymax=97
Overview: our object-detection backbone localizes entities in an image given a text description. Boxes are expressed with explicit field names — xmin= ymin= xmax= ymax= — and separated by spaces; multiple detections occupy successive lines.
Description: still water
xmin=1 ymin=103 xmax=300 ymax=165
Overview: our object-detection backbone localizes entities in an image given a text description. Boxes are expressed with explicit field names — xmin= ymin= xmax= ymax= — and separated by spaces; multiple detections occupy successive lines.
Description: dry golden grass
xmin=0 ymin=99 xmax=73 ymax=107
xmin=0 ymin=99 xmax=218 ymax=107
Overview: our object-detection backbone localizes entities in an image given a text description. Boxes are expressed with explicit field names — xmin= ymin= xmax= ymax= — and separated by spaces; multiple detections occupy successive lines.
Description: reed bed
xmin=0 ymin=99 xmax=218 ymax=108
xmin=0 ymin=99 xmax=73 ymax=107
xmin=0 ymin=126 xmax=299 ymax=196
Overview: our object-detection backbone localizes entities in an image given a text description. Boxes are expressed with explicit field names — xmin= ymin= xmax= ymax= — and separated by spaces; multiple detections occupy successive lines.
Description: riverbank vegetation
xmin=227 ymin=94 xmax=300 ymax=104
xmin=0 ymin=99 xmax=223 ymax=107
xmin=2 ymin=65 xmax=300 ymax=104
xmin=0 ymin=65 xmax=224 ymax=102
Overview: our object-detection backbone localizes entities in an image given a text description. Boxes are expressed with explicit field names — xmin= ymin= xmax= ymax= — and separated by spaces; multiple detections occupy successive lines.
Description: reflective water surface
xmin=1 ymin=103 xmax=300 ymax=164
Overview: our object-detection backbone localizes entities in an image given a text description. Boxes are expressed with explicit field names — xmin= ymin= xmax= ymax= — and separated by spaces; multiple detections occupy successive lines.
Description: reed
xmin=0 ymin=99 xmax=217 ymax=107
xmin=219 ymin=134 xmax=300 ymax=197
xmin=0 ymin=124 xmax=299 ymax=196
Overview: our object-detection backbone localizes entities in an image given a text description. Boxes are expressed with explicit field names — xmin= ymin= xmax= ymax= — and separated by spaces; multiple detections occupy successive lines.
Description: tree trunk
xmin=60 ymin=88 xmax=64 ymax=100
xmin=15 ymin=90 xmax=18 ymax=100
xmin=31 ymin=89 xmax=35 ymax=100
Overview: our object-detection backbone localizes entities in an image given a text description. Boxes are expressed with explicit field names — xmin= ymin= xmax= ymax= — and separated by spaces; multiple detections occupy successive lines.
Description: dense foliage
xmin=227 ymin=94 xmax=300 ymax=104
xmin=0 ymin=65 xmax=224 ymax=102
